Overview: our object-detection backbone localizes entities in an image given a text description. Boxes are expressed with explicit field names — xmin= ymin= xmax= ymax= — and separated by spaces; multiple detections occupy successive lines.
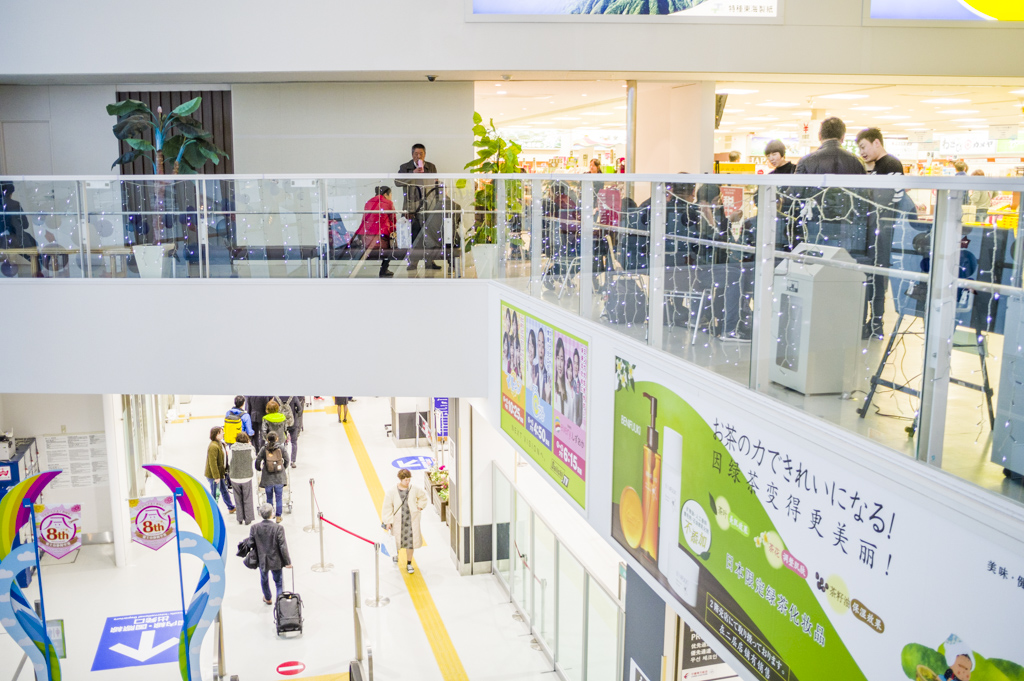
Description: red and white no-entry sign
xmin=277 ymin=661 xmax=306 ymax=676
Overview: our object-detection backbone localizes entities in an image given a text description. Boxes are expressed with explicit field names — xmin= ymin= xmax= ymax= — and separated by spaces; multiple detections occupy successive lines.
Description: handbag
xmin=238 ymin=536 xmax=259 ymax=569
xmin=244 ymin=549 xmax=259 ymax=570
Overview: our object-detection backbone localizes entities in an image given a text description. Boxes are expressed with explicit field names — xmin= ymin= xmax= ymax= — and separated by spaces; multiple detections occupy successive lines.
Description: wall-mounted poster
xmin=472 ymin=0 xmax=778 ymax=18
xmin=501 ymin=302 xmax=588 ymax=509
xmin=611 ymin=354 xmax=1024 ymax=681
xmin=871 ymin=0 xmax=1023 ymax=21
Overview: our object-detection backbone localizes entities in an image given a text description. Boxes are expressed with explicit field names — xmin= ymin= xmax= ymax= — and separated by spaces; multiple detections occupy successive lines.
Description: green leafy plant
xmin=460 ymin=112 xmax=523 ymax=249
xmin=105 ymin=97 xmax=228 ymax=174
xmin=437 ymin=488 xmax=449 ymax=504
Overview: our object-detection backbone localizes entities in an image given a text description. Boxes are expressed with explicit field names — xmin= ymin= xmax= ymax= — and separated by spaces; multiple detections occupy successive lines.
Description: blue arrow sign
xmin=390 ymin=456 xmax=435 ymax=471
xmin=91 ymin=611 xmax=183 ymax=671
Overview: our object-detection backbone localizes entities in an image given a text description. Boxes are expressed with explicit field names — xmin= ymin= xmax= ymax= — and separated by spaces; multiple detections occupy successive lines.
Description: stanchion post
xmin=311 ymin=512 xmax=334 ymax=573
xmin=303 ymin=478 xmax=317 ymax=534
xmin=364 ymin=542 xmax=390 ymax=608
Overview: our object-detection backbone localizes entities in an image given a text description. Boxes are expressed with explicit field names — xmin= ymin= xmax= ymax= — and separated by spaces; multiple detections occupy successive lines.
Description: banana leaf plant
xmin=459 ymin=112 xmax=523 ymax=249
xmin=105 ymin=97 xmax=228 ymax=174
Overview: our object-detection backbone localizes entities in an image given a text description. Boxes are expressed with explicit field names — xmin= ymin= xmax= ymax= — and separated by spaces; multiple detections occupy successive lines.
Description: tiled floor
xmin=1 ymin=395 xmax=559 ymax=681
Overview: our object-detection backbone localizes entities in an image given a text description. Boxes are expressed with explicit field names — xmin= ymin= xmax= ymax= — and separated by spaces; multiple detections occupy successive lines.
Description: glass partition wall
xmin=492 ymin=465 xmax=624 ymax=681
xmin=4 ymin=172 xmax=1024 ymax=508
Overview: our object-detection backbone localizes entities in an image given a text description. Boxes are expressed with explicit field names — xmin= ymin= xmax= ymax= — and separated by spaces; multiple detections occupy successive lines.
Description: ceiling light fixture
xmin=1010 ymin=89 xmax=1024 ymax=95
xmin=877 ymin=115 xmax=912 ymax=119
xmin=851 ymin=106 xmax=893 ymax=111
xmin=496 ymin=91 xmax=507 ymax=95
xmin=922 ymin=98 xmax=970 ymax=104
xmin=553 ymin=116 xmax=581 ymax=120
xmin=818 ymin=93 xmax=869 ymax=100
xmin=938 ymin=109 xmax=980 ymax=114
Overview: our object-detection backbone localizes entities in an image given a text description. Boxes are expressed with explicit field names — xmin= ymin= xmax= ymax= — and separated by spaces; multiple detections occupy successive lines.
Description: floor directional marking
xmin=342 ymin=415 xmax=466 ymax=681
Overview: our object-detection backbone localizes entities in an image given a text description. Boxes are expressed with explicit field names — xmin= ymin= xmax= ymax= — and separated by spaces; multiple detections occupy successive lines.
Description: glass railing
xmin=493 ymin=463 xmax=624 ymax=681
xmin=490 ymin=171 xmax=1024 ymax=513
xmin=4 ymin=171 xmax=1024 ymax=511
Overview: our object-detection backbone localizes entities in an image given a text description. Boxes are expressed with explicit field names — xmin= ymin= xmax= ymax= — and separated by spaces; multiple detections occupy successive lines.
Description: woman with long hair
xmin=553 ymin=338 xmax=568 ymax=415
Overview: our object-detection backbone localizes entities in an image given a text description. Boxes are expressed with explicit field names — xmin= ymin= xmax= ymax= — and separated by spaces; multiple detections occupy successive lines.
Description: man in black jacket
xmin=794 ymin=117 xmax=869 ymax=283
xmin=396 ymin=144 xmax=439 ymax=271
xmin=250 ymin=503 xmax=291 ymax=604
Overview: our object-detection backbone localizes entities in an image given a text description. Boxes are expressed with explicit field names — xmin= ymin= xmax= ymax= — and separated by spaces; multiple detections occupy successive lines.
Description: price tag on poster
xmin=129 ymin=496 xmax=176 ymax=551
xmin=35 ymin=504 xmax=82 ymax=560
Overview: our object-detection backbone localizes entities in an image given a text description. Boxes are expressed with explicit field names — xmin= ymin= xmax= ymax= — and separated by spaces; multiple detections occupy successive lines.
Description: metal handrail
xmin=4 ymin=172 xmax=1023 ymax=191
xmin=496 ymin=463 xmax=623 ymax=610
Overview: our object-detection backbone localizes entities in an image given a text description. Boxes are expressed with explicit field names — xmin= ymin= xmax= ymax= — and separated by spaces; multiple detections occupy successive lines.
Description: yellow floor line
xmin=342 ymin=415 xmax=466 ymax=681
xmin=296 ymin=673 xmax=349 ymax=681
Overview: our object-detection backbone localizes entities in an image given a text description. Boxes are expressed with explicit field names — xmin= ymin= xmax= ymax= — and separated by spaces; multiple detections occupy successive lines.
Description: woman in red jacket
xmin=356 ymin=186 xmax=397 ymax=277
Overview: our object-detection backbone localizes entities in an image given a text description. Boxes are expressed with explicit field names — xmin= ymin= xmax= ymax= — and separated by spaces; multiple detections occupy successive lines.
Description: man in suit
xmin=396 ymin=144 xmax=438 ymax=271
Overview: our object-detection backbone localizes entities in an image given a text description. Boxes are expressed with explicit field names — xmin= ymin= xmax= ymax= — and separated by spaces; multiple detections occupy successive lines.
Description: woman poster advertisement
xmin=552 ymin=332 xmax=587 ymax=482
xmin=524 ymin=317 xmax=554 ymax=449
xmin=500 ymin=305 xmax=526 ymax=427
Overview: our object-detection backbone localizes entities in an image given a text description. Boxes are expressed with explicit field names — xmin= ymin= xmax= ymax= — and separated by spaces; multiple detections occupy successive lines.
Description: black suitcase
xmin=275 ymin=567 xmax=303 ymax=636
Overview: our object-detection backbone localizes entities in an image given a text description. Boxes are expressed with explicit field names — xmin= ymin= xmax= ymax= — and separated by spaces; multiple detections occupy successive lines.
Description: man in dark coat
xmin=285 ymin=396 xmax=304 ymax=468
xmin=793 ymin=117 xmax=870 ymax=285
xmin=246 ymin=396 xmax=269 ymax=452
xmin=250 ymin=502 xmax=291 ymax=604
xmin=396 ymin=143 xmax=438 ymax=270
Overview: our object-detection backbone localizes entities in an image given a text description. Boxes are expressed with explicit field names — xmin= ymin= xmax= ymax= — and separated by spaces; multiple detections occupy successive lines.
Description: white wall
xmin=0 ymin=394 xmax=112 ymax=536
xmin=232 ymin=82 xmax=475 ymax=174
xmin=2 ymin=1 xmax=1023 ymax=80
xmin=0 ymin=85 xmax=119 ymax=175
xmin=636 ymin=81 xmax=716 ymax=176
xmin=0 ymin=279 xmax=489 ymax=398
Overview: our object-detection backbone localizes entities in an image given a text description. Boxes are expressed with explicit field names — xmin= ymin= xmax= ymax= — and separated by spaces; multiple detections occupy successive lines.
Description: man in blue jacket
xmin=224 ymin=396 xmax=255 ymax=444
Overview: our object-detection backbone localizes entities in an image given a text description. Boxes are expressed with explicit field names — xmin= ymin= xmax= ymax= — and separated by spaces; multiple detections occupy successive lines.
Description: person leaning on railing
xmin=396 ymin=144 xmax=438 ymax=271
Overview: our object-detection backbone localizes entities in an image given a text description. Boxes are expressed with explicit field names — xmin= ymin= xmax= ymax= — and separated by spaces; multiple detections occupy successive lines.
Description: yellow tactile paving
xmin=342 ymin=415 xmax=467 ymax=681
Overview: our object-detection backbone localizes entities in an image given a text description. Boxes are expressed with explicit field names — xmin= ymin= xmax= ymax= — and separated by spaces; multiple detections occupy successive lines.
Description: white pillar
xmin=635 ymin=81 xmax=717 ymax=175
xmin=103 ymin=394 xmax=129 ymax=568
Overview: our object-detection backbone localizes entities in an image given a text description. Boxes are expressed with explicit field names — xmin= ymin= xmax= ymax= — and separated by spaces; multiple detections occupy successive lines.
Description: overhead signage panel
xmin=472 ymin=0 xmax=778 ymax=18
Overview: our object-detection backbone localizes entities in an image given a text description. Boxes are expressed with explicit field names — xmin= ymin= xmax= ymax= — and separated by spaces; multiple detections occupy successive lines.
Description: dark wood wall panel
xmin=115 ymin=90 xmax=234 ymax=176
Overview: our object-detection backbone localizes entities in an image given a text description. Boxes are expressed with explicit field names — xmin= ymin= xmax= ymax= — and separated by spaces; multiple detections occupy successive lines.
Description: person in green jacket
xmin=204 ymin=426 xmax=235 ymax=514
xmin=261 ymin=400 xmax=290 ymax=460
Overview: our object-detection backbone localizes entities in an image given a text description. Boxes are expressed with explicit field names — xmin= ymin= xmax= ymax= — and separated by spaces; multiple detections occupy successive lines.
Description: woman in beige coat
xmin=381 ymin=468 xmax=429 ymax=574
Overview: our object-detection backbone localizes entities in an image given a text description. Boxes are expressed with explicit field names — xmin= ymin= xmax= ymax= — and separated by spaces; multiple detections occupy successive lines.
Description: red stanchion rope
xmin=320 ymin=515 xmax=376 ymax=546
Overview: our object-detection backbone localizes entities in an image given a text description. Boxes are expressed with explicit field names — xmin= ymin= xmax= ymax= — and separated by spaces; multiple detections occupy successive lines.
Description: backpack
xmin=273 ymin=397 xmax=295 ymax=429
xmin=224 ymin=410 xmax=243 ymax=444
xmin=265 ymin=446 xmax=285 ymax=474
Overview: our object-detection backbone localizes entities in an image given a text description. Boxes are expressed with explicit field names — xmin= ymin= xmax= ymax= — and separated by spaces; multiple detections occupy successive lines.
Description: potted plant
xmin=427 ymin=465 xmax=448 ymax=506
xmin=436 ymin=485 xmax=449 ymax=523
xmin=104 ymin=97 xmax=229 ymax=277
xmin=460 ymin=113 xmax=522 ymax=279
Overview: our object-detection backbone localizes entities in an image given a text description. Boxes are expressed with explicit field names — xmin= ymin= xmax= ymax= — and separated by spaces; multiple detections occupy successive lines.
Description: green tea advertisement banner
xmin=501 ymin=302 xmax=588 ymax=509
xmin=611 ymin=355 xmax=1024 ymax=681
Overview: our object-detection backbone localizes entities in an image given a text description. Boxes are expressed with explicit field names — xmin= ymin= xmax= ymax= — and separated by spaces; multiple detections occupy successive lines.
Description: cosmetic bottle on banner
xmin=639 ymin=393 xmax=661 ymax=562
xmin=658 ymin=427 xmax=700 ymax=606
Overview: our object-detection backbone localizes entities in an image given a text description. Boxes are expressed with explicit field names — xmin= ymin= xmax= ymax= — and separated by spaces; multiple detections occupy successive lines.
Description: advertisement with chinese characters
xmin=472 ymin=0 xmax=777 ymax=18
xmin=611 ymin=355 xmax=1024 ymax=681
xmin=501 ymin=302 xmax=588 ymax=508
xmin=871 ymin=0 xmax=1023 ymax=21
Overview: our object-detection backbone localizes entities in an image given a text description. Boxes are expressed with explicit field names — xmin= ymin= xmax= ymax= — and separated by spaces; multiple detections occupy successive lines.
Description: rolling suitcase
xmin=275 ymin=567 xmax=303 ymax=636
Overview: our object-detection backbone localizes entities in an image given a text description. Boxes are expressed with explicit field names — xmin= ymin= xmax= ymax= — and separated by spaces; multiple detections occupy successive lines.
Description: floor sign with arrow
xmin=91 ymin=610 xmax=183 ymax=671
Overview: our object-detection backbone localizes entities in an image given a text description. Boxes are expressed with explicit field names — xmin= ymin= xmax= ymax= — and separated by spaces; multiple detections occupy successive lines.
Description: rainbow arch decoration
xmin=0 ymin=471 xmax=62 ymax=681
xmin=143 ymin=464 xmax=227 ymax=681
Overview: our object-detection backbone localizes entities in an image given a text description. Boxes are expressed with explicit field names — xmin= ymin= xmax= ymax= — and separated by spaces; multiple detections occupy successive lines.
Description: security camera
xmin=502 ymin=74 xmax=511 ymax=81
xmin=426 ymin=75 xmax=437 ymax=82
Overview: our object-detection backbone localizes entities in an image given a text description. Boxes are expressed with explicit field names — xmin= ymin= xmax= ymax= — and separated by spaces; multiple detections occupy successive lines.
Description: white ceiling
xmin=477 ymin=79 xmax=1024 ymax=137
